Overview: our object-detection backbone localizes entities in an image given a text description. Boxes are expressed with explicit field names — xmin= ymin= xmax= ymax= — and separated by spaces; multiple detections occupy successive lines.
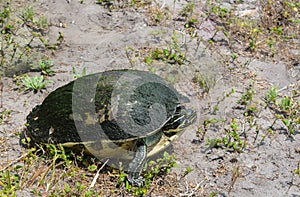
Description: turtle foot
xmin=127 ymin=172 xmax=144 ymax=187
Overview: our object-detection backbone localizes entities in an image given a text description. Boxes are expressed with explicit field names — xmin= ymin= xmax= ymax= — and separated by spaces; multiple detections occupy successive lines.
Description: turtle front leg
xmin=127 ymin=140 xmax=147 ymax=186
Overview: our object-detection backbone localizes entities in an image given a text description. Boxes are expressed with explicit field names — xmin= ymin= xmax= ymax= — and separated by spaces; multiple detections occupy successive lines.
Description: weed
xmin=87 ymin=164 xmax=97 ymax=172
xmin=264 ymin=86 xmax=278 ymax=104
xmin=192 ymin=73 xmax=216 ymax=96
xmin=279 ymin=96 xmax=293 ymax=112
xmin=0 ymin=169 xmax=19 ymax=196
xmin=39 ymin=60 xmax=55 ymax=76
xmin=148 ymin=47 xmax=186 ymax=65
xmin=144 ymin=31 xmax=188 ymax=65
xmin=206 ymin=119 xmax=245 ymax=152
xmin=117 ymin=152 xmax=177 ymax=195
xmin=295 ymin=161 xmax=300 ymax=176
xmin=72 ymin=67 xmax=87 ymax=79
xmin=20 ymin=6 xmax=35 ymax=22
xmin=125 ymin=46 xmax=140 ymax=67
xmin=181 ymin=165 xmax=193 ymax=178
xmin=237 ymin=86 xmax=254 ymax=107
xmin=197 ymin=118 xmax=223 ymax=142
xmin=96 ymin=0 xmax=147 ymax=11
xmin=228 ymin=165 xmax=240 ymax=195
xmin=265 ymin=87 xmax=299 ymax=137
xmin=204 ymin=0 xmax=300 ymax=65
xmin=210 ymin=192 xmax=219 ymax=197
xmin=210 ymin=5 xmax=232 ymax=21
xmin=21 ymin=75 xmax=52 ymax=92
xmin=36 ymin=16 xmax=48 ymax=32
xmin=0 ymin=109 xmax=11 ymax=125
xmin=0 ymin=2 xmax=53 ymax=76
xmin=145 ymin=3 xmax=170 ymax=26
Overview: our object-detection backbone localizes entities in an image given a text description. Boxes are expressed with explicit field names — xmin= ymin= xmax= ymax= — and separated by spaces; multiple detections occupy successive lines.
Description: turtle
xmin=26 ymin=69 xmax=196 ymax=186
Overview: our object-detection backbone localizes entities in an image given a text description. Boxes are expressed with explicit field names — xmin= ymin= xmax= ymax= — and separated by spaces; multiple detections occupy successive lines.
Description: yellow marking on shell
xmin=98 ymin=108 xmax=106 ymax=123
xmin=62 ymin=140 xmax=136 ymax=160
xmin=107 ymin=108 xmax=114 ymax=121
xmin=48 ymin=126 xmax=55 ymax=135
xmin=69 ymin=114 xmax=74 ymax=120
xmin=147 ymin=133 xmax=180 ymax=158
xmin=84 ymin=112 xmax=97 ymax=125
xmin=99 ymin=115 xmax=106 ymax=123
xmin=98 ymin=105 xmax=115 ymax=123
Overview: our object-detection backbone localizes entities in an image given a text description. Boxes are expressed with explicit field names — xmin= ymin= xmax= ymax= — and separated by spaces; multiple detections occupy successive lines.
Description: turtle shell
xmin=26 ymin=69 xmax=189 ymax=145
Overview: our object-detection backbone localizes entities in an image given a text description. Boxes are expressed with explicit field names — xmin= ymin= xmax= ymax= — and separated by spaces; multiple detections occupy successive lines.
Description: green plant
xmin=237 ymin=86 xmax=255 ymax=106
xmin=145 ymin=31 xmax=188 ymax=65
xmin=266 ymin=86 xmax=299 ymax=137
xmin=182 ymin=165 xmax=193 ymax=178
xmin=125 ymin=46 xmax=140 ymax=67
xmin=0 ymin=169 xmax=19 ymax=196
xmin=39 ymin=60 xmax=55 ymax=76
xmin=210 ymin=5 xmax=231 ymax=20
xmin=192 ymin=74 xmax=216 ymax=95
xmin=295 ymin=161 xmax=300 ymax=175
xmin=21 ymin=75 xmax=52 ymax=92
xmin=144 ymin=152 xmax=177 ymax=181
xmin=72 ymin=67 xmax=87 ymax=79
xmin=210 ymin=192 xmax=219 ymax=197
xmin=0 ymin=2 xmax=53 ymax=76
xmin=206 ymin=119 xmax=245 ymax=152
xmin=117 ymin=152 xmax=177 ymax=195
xmin=0 ymin=109 xmax=11 ymax=125
xmin=36 ymin=16 xmax=48 ymax=32
xmin=179 ymin=2 xmax=195 ymax=18
xmin=20 ymin=6 xmax=35 ymax=22
xmin=279 ymin=96 xmax=293 ymax=112
xmin=264 ymin=86 xmax=278 ymax=104
xmin=203 ymin=0 xmax=300 ymax=66
xmin=148 ymin=47 xmax=186 ymax=65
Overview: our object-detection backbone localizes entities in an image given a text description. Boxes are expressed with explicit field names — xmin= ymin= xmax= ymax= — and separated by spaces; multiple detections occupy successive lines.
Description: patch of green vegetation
xmin=210 ymin=191 xmax=220 ymax=197
xmin=0 ymin=109 xmax=11 ymax=125
xmin=295 ymin=161 xmax=300 ymax=175
xmin=268 ymin=95 xmax=300 ymax=136
xmin=202 ymin=82 xmax=300 ymax=154
xmin=39 ymin=60 xmax=55 ymax=76
xmin=21 ymin=75 xmax=52 ymax=92
xmin=204 ymin=0 xmax=300 ymax=64
xmin=117 ymin=152 xmax=177 ymax=195
xmin=145 ymin=31 xmax=188 ymax=65
xmin=96 ymin=0 xmax=147 ymax=11
xmin=181 ymin=165 xmax=193 ymax=178
xmin=206 ymin=118 xmax=245 ymax=152
xmin=148 ymin=47 xmax=186 ymax=65
xmin=180 ymin=2 xmax=195 ymax=18
xmin=0 ymin=2 xmax=64 ymax=76
xmin=237 ymin=85 xmax=255 ymax=107
xmin=0 ymin=141 xmax=104 ymax=196
xmin=3 ymin=134 xmax=180 ymax=196
xmin=192 ymin=73 xmax=216 ymax=96
xmin=72 ymin=67 xmax=87 ymax=79
xmin=125 ymin=46 xmax=140 ymax=67
xmin=264 ymin=86 xmax=279 ymax=104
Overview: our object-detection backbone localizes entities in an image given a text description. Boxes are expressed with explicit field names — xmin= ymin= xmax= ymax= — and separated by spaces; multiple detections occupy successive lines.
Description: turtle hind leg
xmin=127 ymin=141 xmax=147 ymax=187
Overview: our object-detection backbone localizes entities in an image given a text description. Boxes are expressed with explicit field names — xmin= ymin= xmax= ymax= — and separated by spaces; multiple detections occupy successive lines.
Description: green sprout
xmin=21 ymin=75 xmax=52 ymax=92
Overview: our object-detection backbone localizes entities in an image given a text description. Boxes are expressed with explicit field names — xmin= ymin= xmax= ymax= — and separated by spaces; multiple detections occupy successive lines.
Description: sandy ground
xmin=1 ymin=0 xmax=300 ymax=196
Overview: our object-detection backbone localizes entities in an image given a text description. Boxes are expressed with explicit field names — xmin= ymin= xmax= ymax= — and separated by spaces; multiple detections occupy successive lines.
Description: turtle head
xmin=162 ymin=105 xmax=196 ymax=137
